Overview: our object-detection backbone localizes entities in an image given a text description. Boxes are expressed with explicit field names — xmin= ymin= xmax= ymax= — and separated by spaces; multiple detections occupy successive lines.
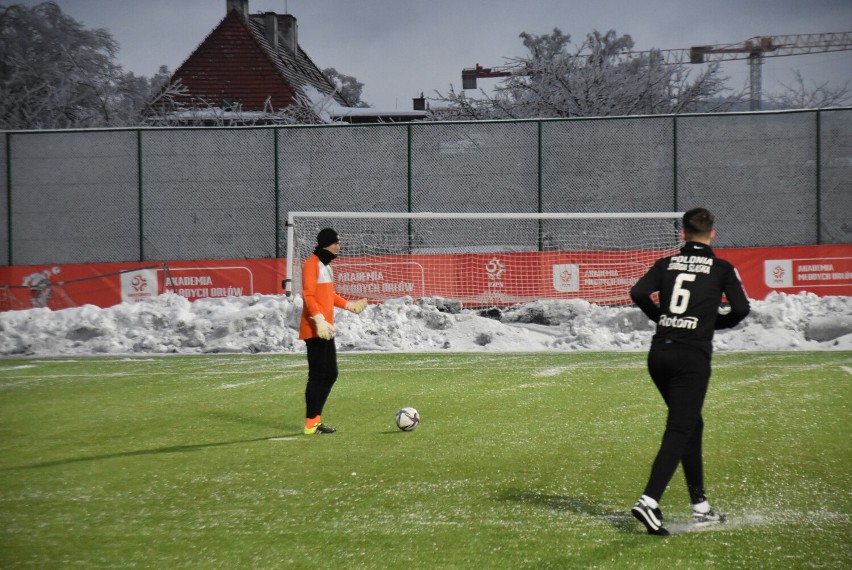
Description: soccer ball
xmin=395 ymin=407 xmax=420 ymax=431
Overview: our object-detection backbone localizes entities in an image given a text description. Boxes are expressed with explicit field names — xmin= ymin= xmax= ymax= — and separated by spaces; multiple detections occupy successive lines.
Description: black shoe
xmin=693 ymin=509 xmax=726 ymax=526
xmin=632 ymin=498 xmax=669 ymax=536
xmin=314 ymin=423 xmax=336 ymax=434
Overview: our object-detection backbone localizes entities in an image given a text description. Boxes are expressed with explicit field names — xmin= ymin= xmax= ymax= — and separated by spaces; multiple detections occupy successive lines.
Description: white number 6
xmin=669 ymin=273 xmax=696 ymax=314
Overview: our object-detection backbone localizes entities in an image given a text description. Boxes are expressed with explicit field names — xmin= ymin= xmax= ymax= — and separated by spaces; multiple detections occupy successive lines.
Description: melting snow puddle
xmin=667 ymin=521 xmax=734 ymax=534
xmin=216 ymin=379 xmax=267 ymax=389
xmin=665 ymin=512 xmax=840 ymax=535
xmin=534 ymin=367 xmax=574 ymax=377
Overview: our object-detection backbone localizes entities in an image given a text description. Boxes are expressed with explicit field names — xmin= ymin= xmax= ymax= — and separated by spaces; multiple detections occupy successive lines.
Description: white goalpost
xmin=285 ymin=211 xmax=684 ymax=306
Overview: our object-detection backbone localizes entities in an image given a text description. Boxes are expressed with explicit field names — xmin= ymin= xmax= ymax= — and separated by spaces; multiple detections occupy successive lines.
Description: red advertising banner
xmin=716 ymin=244 xmax=852 ymax=300
xmin=0 ymin=244 xmax=848 ymax=311
xmin=0 ymin=259 xmax=285 ymax=311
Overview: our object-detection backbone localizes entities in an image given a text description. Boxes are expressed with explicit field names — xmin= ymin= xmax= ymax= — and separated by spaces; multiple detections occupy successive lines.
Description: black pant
xmin=305 ymin=337 xmax=338 ymax=419
xmin=642 ymin=343 xmax=711 ymax=504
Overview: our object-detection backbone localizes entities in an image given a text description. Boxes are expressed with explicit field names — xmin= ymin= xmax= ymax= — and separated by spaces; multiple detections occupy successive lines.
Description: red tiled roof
xmin=246 ymin=16 xmax=348 ymax=108
xmin=170 ymin=10 xmax=346 ymax=112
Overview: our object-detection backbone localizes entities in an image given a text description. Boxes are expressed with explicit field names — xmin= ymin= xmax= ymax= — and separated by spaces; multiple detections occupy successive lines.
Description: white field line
xmin=2 ymin=361 xmax=843 ymax=382
xmin=341 ymin=363 xmax=642 ymax=372
xmin=0 ymin=369 xmax=305 ymax=382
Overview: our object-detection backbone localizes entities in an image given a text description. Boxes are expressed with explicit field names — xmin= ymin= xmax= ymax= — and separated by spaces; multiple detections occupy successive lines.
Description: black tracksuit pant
xmin=643 ymin=342 xmax=710 ymax=504
xmin=305 ymin=338 xmax=338 ymax=419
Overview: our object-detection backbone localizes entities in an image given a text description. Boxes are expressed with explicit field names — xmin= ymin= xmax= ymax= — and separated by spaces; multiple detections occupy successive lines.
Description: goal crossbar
xmin=287 ymin=211 xmax=684 ymax=222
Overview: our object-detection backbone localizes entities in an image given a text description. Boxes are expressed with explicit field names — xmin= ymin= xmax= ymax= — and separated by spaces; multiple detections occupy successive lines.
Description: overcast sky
xmin=14 ymin=0 xmax=852 ymax=110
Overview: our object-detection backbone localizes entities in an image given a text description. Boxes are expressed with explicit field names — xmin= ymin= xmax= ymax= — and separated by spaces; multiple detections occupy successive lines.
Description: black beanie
xmin=317 ymin=228 xmax=339 ymax=248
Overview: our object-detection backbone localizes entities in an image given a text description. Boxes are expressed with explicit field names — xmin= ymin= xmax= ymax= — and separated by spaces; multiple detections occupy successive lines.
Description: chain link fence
xmin=1 ymin=108 xmax=850 ymax=267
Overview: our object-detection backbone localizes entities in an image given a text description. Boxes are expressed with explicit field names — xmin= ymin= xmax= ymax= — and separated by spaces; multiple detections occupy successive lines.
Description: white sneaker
xmin=632 ymin=497 xmax=669 ymax=536
xmin=693 ymin=507 xmax=727 ymax=526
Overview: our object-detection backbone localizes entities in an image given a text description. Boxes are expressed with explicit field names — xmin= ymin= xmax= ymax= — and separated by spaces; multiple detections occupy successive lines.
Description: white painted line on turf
xmin=268 ymin=437 xmax=299 ymax=441
xmin=0 ymin=370 xmax=306 ymax=380
xmin=842 ymin=366 xmax=852 ymax=376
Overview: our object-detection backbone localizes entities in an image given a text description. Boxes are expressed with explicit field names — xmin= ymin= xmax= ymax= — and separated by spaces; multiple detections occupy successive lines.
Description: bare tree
xmin=766 ymin=71 xmax=851 ymax=109
xmin=432 ymin=29 xmax=742 ymax=120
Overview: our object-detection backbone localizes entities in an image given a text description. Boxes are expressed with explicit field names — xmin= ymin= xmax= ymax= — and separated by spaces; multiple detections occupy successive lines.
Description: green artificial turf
xmin=0 ymin=352 xmax=849 ymax=569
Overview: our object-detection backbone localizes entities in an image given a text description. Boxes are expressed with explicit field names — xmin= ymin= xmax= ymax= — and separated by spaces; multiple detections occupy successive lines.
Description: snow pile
xmin=0 ymin=292 xmax=849 ymax=357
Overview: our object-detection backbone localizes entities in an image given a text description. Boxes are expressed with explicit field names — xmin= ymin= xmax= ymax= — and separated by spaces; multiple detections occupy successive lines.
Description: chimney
xmin=413 ymin=93 xmax=427 ymax=111
xmin=262 ymin=12 xmax=278 ymax=51
xmin=278 ymin=14 xmax=298 ymax=53
xmin=226 ymin=0 xmax=248 ymax=22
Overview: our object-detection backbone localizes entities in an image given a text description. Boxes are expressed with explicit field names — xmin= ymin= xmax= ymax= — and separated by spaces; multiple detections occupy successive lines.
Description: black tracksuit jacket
xmin=630 ymin=241 xmax=751 ymax=357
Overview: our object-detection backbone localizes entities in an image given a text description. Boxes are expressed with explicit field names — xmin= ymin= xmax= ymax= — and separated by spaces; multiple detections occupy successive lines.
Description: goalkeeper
xmin=298 ymin=228 xmax=368 ymax=435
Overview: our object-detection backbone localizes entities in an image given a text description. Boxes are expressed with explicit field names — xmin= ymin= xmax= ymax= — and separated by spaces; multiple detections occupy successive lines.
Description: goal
xmin=285 ymin=212 xmax=683 ymax=306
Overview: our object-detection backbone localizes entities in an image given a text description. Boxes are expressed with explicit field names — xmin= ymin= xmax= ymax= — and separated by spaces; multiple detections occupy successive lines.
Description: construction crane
xmin=461 ymin=64 xmax=514 ymax=90
xmin=462 ymin=32 xmax=852 ymax=111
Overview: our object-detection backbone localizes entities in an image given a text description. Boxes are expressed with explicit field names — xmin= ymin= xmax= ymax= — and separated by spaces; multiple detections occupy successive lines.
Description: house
xmin=147 ymin=0 xmax=427 ymax=125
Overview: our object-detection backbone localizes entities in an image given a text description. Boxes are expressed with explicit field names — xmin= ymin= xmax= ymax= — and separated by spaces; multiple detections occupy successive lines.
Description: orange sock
xmin=305 ymin=415 xmax=321 ymax=429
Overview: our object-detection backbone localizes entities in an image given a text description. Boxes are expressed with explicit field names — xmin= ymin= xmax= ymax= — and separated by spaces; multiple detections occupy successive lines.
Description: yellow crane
xmin=462 ymin=32 xmax=852 ymax=110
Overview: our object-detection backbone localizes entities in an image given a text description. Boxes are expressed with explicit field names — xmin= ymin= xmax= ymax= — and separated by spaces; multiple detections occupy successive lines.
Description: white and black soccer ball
xmin=395 ymin=407 xmax=420 ymax=431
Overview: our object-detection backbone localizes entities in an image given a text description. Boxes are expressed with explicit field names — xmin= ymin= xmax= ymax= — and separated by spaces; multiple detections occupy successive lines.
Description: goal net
xmin=286 ymin=212 xmax=683 ymax=306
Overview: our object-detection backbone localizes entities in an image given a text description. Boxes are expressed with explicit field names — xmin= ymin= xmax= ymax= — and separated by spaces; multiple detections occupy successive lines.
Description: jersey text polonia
xmin=666 ymin=255 xmax=714 ymax=274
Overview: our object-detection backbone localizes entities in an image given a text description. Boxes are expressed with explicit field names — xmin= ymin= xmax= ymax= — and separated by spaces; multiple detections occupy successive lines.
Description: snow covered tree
xmin=0 ymin=2 xmax=167 ymax=129
xmin=431 ymin=29 xmax=741 ymax=120
xmin=323 ymin=67 xmax=369 ymax=108
xmin=109 ymin=65 xmax=174 ymax=126
xmin=1 ymin=2 xmax=118 ymax=128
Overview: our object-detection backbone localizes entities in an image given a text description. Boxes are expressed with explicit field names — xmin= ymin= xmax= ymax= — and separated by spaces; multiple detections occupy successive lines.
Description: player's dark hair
xmin=682 ymin=208 xmax=714 ymax=237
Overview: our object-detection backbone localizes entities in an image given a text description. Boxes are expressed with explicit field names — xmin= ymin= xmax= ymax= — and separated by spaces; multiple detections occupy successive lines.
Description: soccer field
xmin=1 ymin=352 xmax=849 ymax=569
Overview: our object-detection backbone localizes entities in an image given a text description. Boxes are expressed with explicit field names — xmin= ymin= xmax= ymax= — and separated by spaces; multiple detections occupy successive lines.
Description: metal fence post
xmin=274 ymin=127 xmax=281 ymax=258
xmin=537 ymin=120 xmax=544 ymax=251
xmin=407 ymin=124 xmax=413 ymax=254
xmin=137 ymin=129 xmax=144 ymax=261
xmin=815 ymin=110 xmax=822 ymax=245
xmin=672 ymin=115 xmax=679 ymax=212
xmin=5 ymin=132 xmax=11 ymax=266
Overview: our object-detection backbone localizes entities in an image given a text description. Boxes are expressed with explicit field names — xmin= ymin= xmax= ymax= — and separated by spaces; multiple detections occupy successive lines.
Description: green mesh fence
xmin=542 ymin=117 xmax=676 ymax=213
xmin=0 ymin=108 xmax=849 ymax=267
xmin=677 ymin=112 xmax=818 ymax=247
xmin=0 ymin=133 xmax=7 ymax=266
xmin=6 ymin=130 xmax=139 ymax=265
xmin=820 ymin=109 xmax=852 ymax=245
xmin=410 ymin=121 xmax=540 ymax=213
xmin=140 ymin=129 xmax=276 ymax=261
xmin=278 ymin=126 xmax=409 ymax=214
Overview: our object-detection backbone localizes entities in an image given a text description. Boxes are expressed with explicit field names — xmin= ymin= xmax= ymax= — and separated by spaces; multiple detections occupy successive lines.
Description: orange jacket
xmin=299 ymin=254 xmax=348 ymax=340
